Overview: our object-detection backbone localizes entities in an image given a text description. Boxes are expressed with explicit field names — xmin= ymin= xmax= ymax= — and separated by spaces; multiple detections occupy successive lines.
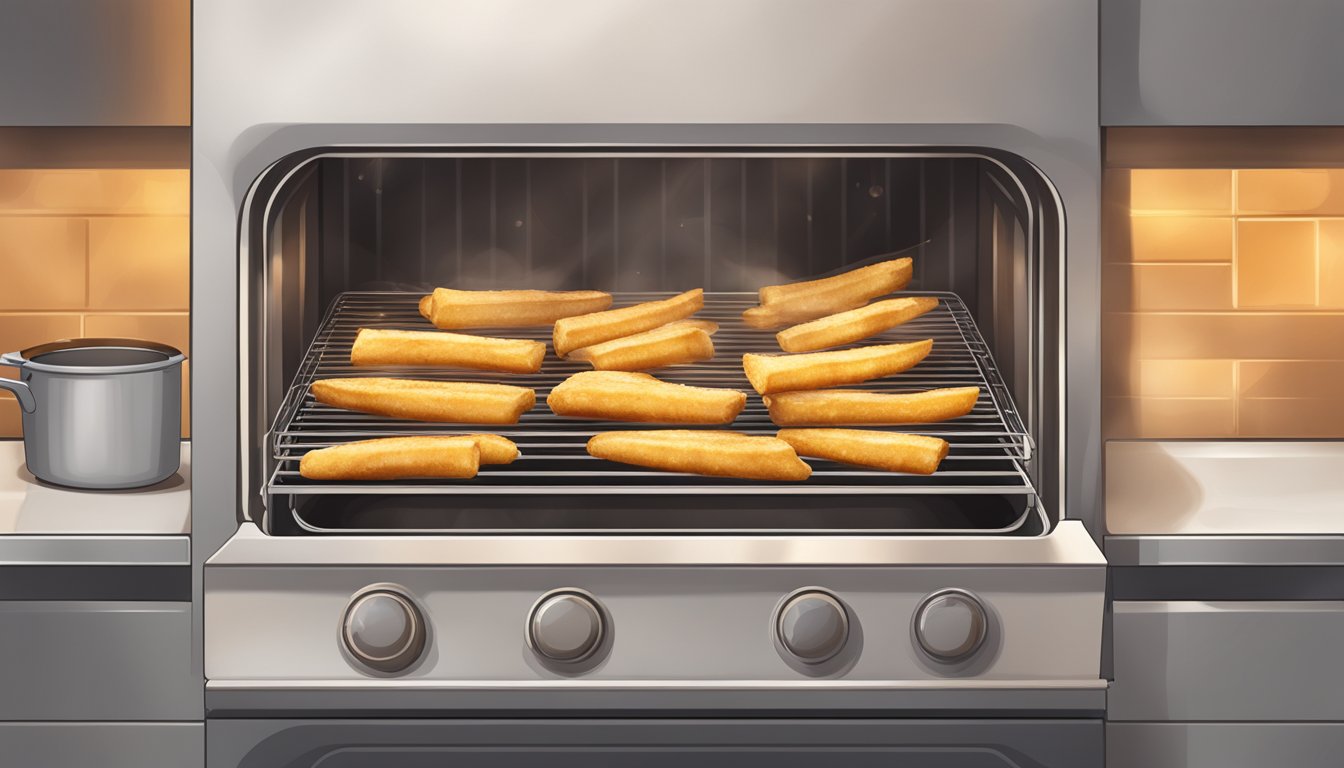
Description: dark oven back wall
xmin=315 ymin=156 xmax=987 ymax=305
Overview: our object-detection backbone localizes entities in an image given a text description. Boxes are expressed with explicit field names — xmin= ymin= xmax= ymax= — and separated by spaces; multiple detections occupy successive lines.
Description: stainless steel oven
xmin=193 ymin=2 xmax=1105 ymax=765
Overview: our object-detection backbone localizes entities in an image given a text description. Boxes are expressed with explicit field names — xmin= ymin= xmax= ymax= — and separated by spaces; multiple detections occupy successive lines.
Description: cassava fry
xmin=553 ymin=289 xmax=703 ymax=357
xmin=742 ymin=340 xmax=933 ymax=395
xmin=311 ymin=378 xmax=535 ymax=424
xmin=759 ymin=257 xmax=913 ymax=305
xmin=459 ymin=433 xmax=520 ymax=464
xmin=743 ymin=258 xmax=914 ymax=328
xmin=426 ymin=288 xmax=612 ymax=329
xmin=419 ymin=295 xmax=433 ymax=319
xmin=299 ymin=436 xmax=480 ymax=480
xmin=547 ymin=370 xmax=746 ymax=424
xmin=763 ymin=386 xmax=980 ymax=426
xmin=587 ymin=430 xmax=811 ymax=481
xmin=776 ymin=296 xmax=939 ymax=352
xmin=777 ymin=429 xmax=949 ymax=475
xmin=569 ymin=323 xmax=715 ymax=370
xmin=350 ymin=328 xmax=545 ymax=373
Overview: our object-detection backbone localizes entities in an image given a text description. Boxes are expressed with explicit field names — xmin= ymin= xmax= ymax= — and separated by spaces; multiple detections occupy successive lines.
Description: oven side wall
xmin=192 ymin=0 xmax=1101 ymax=678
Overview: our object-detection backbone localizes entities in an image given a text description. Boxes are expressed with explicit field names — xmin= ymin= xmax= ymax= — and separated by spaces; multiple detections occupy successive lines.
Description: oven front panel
xmin=205 ymin=559 xmax=1103 ymax=684
xmin=207 ymin=719 xmax=1103 ymax=768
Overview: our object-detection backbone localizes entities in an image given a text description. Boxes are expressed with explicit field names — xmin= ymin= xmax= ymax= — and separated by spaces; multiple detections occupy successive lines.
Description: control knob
xmin=342 ymin=586 xmax=427 ymax=673
xmin=775 ymin=589 xmax=850 ymax=664
xmin=528 ymin=590 xmax=605 ymax=663
xmin=913 ymin=588 xmax=988 ymax=663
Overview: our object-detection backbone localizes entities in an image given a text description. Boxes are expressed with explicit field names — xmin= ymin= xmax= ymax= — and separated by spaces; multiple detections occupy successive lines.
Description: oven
xmin=193 ymin=2 xmax=1105 ymax=766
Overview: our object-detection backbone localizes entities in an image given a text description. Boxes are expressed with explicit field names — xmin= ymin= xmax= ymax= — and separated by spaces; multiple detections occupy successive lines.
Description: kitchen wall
xmin=1103 ymin=129 xmax=1344 ymax=438
xmin=0 ymin=133 xmax=189 ymax=437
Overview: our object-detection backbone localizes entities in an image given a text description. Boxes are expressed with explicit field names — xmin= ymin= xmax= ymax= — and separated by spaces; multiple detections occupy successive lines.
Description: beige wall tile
xmin=0 ymin=406 xmax=21 ymax=439
xmin=1322 ymin=220 xmax=1344 ymax=308
xmin=82 ymin=314 xmax=189 ymax=438
xmin=82 ymin=313 xmax=188 ymax=354
xmin=1238 ymin=169 xmax=1344 ymax=215
xmin=1239 ymin=398 xmax=1344 ymax=438
xmin=1104 ymin=396 xmax=1236 ymax=439
xmin=1138 ymin=359 xmax=1236 ymax=398
xmin=1238 ymin=360 xmax=1344 ymax=399
xmin=1105 ymin=263 xmax=1232 ymax=311
xmin=0 ymin=218 xmax=87 ymax=310
xmin=0 ymin=169 xmax=188 ymax=216
xmin=1126 ymin=313 xmax=1344 ymax=360
xmin=87 ymin=216 xmax=188 ymax=310
xmin=1130 ymin=169 xmax=1233 ymax=213
xmin=1236 ymin=220 xmax=1317 ymax=308
xmin=1126 ymin=216 xmax=1234 ymax=263
xmin=0 ymin=314 xmax=84 ymax=418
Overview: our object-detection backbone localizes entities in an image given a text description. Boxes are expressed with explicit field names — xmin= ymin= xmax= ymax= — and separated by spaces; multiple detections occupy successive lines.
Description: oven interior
xmin=242 ymin=149 xmax=1061 ymax=536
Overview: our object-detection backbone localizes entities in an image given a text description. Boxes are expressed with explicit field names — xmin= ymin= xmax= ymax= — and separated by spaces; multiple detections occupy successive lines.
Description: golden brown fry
xmin=663 ymin=319 xmax=720 ymax=335
xmin=299 ymin=436 xmax=480 ymax=480
xmin=426 ymin=288 xmax=612 ymax=329
xmin=776 ymin=296 xmax=939 ymax=352
xmin=762 ymin=386 xmax=980 ymax=426
xmin=741 ymin=305 xmax=790 ymax=329
xmin=547 ymin=370 xmax=746 ymax=424
xmin=741 ymin=340 xmax=933 ymax=395
xmin=418 ymin=294 xmax=433 ymax=320
xmin=777 ymin=429 xmax=949 ymax=475
xmin=553 ymin=289 xmax=704 ymax=357
xmin=310 ymin=378 xmax=535 ymax=424
xmin=759 ymin=257 xmax=913 ymax=305
xmin=587 ymin=430 xmax=811 ymax=481
xmin=569 ymin=324 xmax=715 ymax=371
xmin=350 ymin=328 xmax=545 ymax=373
xmin=459 ymin=433 xmax=520 ymax=464
xmin=743 ymin=258 xmax=914 ymax=328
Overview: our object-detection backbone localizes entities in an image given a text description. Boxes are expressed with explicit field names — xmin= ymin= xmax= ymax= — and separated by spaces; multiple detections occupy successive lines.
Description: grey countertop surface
xmin=0 ymin=442 xmax=190 ymax=566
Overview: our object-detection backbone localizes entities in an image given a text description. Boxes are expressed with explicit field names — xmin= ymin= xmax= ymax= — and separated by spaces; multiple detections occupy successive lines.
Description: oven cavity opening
xmin=242 ymin=148 xmax=1063 ymax=537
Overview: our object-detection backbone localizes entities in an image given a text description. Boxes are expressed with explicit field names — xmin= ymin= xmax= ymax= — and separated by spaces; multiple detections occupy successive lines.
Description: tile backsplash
xmin=0 ymin=168 xmax=189 ymax=438
xmin=1105 ymin=166 xmax=1344 ymax=438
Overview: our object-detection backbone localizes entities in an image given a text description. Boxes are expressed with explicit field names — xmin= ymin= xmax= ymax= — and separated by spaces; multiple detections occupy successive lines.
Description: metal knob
xmin=776 ymin=589 xmax=849 ymax=664
xmin=342 ymin=587 xmax=427 ymax=673
xmin=914 ymin=588 xmax=988 ymax=663
xmin=528 ymin=590 xmax=605 ymax=663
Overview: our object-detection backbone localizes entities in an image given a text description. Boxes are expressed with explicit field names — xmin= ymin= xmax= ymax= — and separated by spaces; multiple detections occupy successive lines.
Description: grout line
xmin=1315 ymin=219 xmax=1322 ymax=307
xmin=83 ymin=217 xmax=90 ymax=308
xmin=0 ymin=212 xmax=189 ymax=218
xmin=1231 ymin=170 xmax=1240 ymax=311
xmin=1232 ymin=359 xmax=1240 ymax=435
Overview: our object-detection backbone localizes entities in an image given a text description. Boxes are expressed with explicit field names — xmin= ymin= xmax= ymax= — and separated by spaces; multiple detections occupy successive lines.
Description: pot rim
xmin=7 ymin=337 xmax=187 ymax=375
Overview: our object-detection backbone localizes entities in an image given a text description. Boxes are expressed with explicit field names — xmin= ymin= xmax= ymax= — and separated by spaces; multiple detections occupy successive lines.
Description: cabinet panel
xmin=0 ymin=601 xmax=199 ymax=720
xmin=0 ymin=722 xmax=201 ymax=768
xmin=1108 ymin=722 xmax=1344 ymax=768
xmin=1111 ymin=601 xmax=1344 ymax=720
xmin=1102 ymin=0 xmax=1344 ymax=125
xmin=0 ymin=0 xmax=188 ymax=126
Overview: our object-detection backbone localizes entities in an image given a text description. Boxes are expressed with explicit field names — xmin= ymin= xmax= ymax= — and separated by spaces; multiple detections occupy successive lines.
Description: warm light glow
xmin=0 ymin=168 xmax=190 ymax=437
xmin=1105 ymin=167 xmax=1344 ymax=438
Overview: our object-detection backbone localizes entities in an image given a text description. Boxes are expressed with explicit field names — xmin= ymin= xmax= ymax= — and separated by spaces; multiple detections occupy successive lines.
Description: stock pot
xmin=0 ymin=338 xmax=184 ymax=489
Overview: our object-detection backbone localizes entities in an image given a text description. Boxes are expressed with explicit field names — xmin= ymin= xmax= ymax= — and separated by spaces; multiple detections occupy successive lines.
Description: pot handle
xmin=0 ymin=352 xmax=35 ymax=413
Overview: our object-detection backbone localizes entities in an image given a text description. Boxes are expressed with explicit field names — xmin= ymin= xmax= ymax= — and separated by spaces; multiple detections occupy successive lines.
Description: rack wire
xmin=265 ymin=291 xmax=1035 ymax=510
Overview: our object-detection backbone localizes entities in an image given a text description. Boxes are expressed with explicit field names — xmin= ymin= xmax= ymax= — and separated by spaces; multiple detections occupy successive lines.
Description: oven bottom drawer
xmin=208 ymin=718 xmax=1101 ymax=768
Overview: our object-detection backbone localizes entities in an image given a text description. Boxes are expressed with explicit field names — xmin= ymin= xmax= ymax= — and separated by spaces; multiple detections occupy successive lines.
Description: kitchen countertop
xmin=0 ymin=441 xmax=190 ymax=567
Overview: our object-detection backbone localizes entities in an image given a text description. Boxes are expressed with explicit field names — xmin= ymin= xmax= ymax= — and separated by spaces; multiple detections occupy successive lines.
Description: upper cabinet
xmin=1101 ymin=0 xmax=1344 ymax=126
xmin=0 ymin=0 xmax=188 ymax=126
